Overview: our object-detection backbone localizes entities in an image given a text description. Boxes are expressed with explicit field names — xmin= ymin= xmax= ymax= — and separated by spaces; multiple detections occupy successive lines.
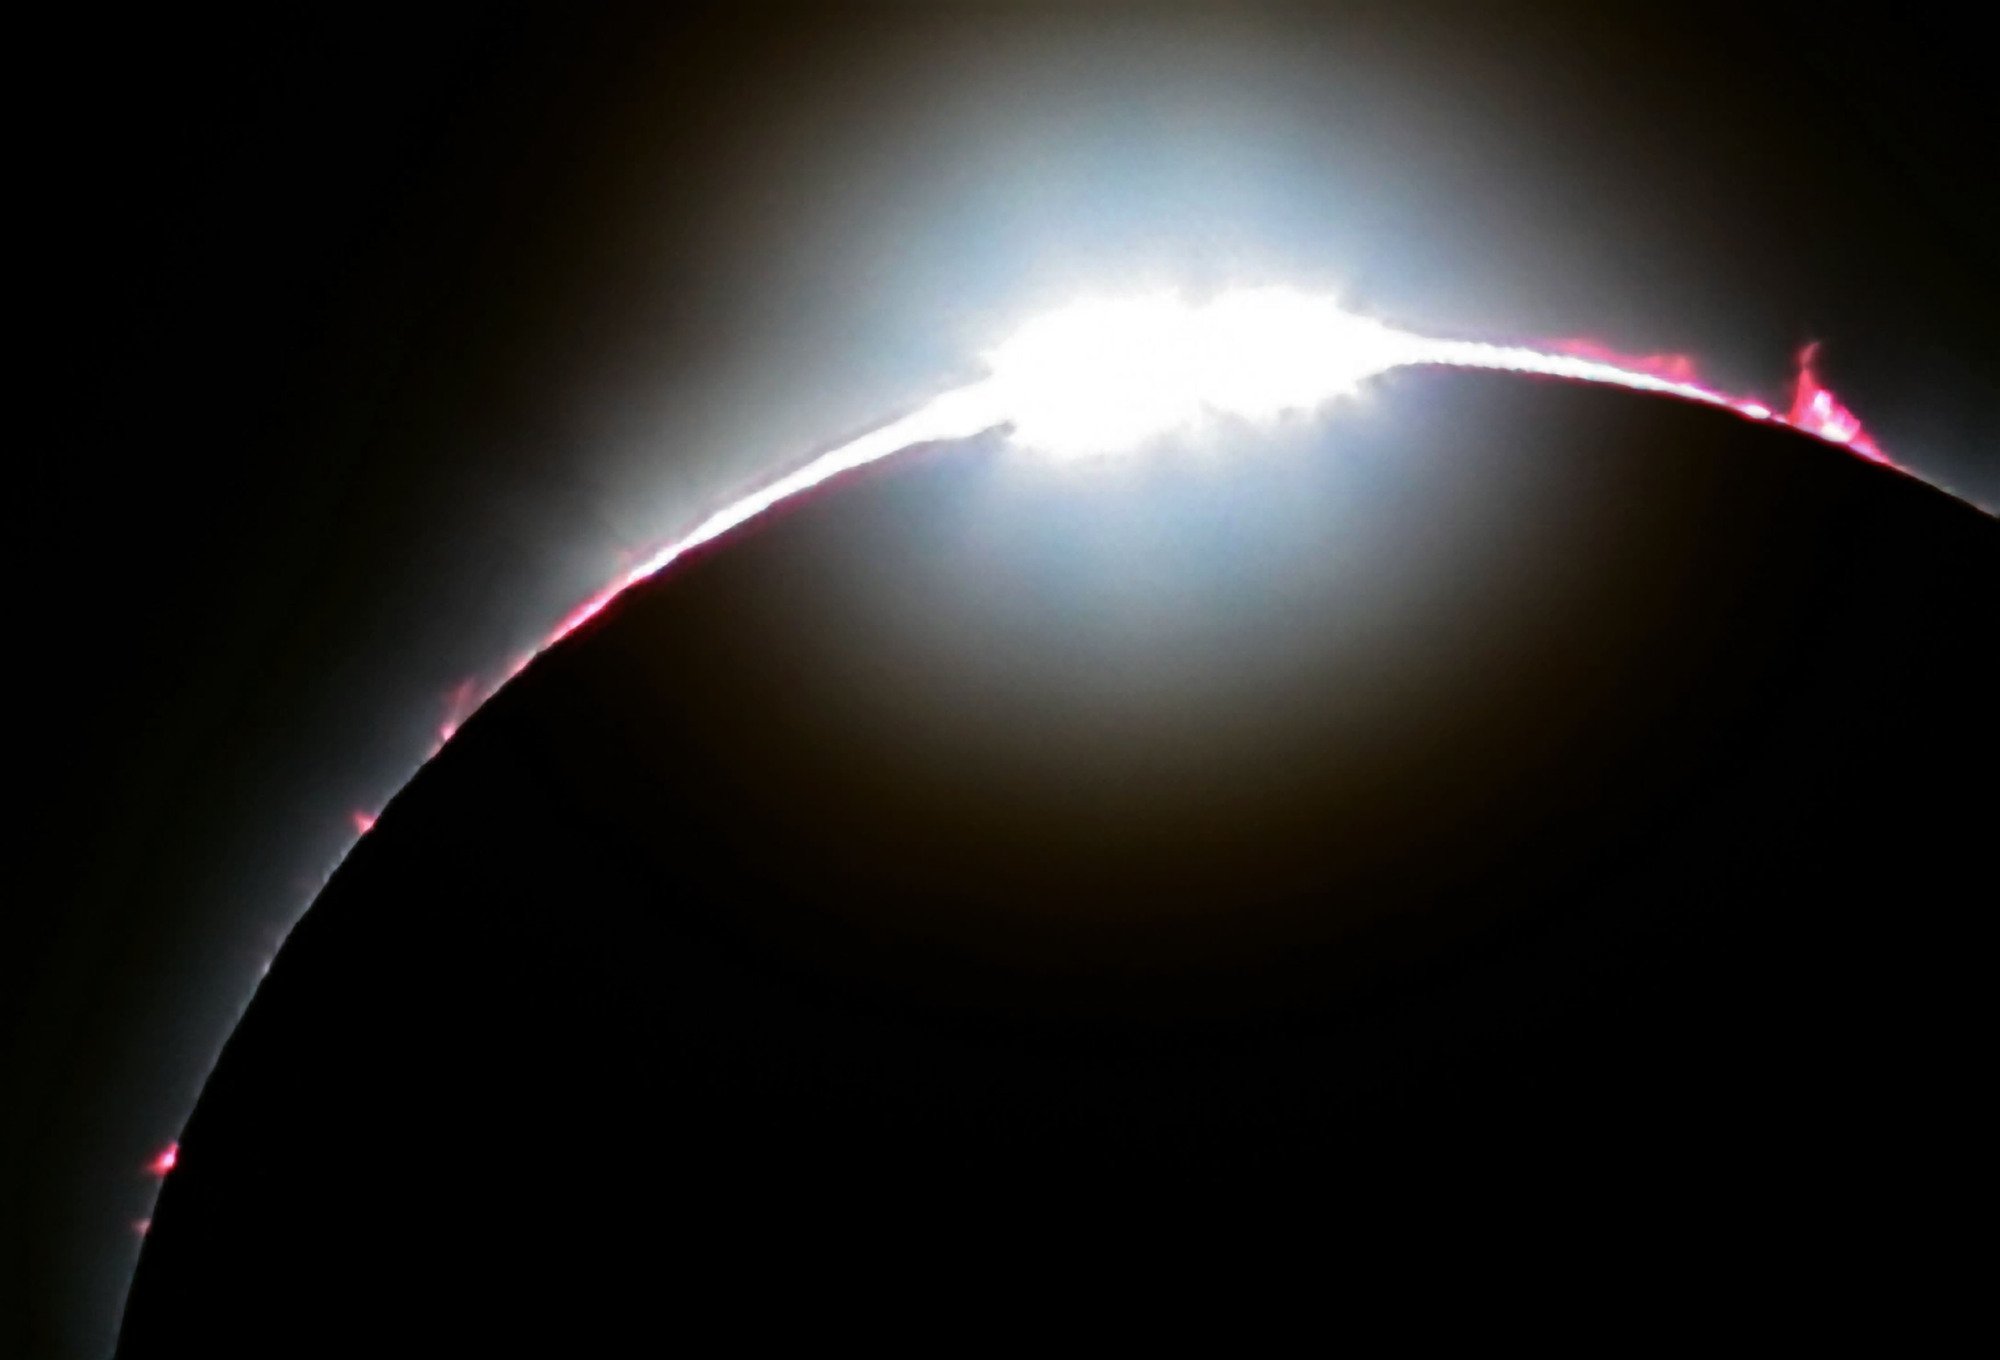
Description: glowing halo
xmin=337 ymin=286 xmax=1909 ymax=868
xmin=983 ymin=288 xmax=1417 ymax=455
xmin=128 ymin=283 xmax=1956 ymax=1249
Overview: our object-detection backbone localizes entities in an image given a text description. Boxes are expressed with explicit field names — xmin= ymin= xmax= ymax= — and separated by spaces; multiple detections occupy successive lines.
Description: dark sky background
xmin=10 ymin=4 xmax=1996 ymax=1354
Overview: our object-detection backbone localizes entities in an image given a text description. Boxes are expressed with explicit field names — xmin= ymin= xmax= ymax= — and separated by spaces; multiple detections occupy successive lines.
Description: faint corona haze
xmin=326 ymin=285 xmax=1908 ymax=909
xmin=136 ymin=283 xmax=1934 ymax=1227
xmin=484 ymin=286 xmax=1897 ymax=727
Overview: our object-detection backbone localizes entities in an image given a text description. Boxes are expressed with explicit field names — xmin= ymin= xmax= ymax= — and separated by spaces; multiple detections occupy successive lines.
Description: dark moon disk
xmin=121 ymin=371 xmax=1993 ymax=1350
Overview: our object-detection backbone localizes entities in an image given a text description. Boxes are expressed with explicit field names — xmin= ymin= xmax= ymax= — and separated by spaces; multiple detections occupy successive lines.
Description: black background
xmin=10 ymin=4 xmax=1996 ymax=1354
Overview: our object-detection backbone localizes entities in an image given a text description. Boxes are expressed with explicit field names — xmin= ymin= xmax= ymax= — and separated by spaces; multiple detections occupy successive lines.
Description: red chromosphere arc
xmin=159 ymin=292 xmax=1986 ymax=1289
xmin=336 ymin=307 xmax=1919 ymax=845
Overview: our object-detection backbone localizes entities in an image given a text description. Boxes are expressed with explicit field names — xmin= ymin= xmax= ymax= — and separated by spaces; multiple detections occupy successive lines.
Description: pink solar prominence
xmin=348 ymin=288 xmax=1901 ymax=837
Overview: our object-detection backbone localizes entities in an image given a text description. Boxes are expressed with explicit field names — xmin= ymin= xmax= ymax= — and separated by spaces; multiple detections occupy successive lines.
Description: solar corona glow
xmin=325 ymin=286 xmax=1903 ymax=908
xmin=137 ymin=284 xmax=1944 ymax=1241
xmin=984 ymin=289 xmax=1413 ymax=455
xmin=483 ymin=286 xmax=1895 ymax=704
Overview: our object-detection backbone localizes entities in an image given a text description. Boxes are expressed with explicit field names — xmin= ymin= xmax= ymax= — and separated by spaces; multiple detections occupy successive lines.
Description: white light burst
xmin=985 ymin=288 xmax=1415 ymax=456
xmin=342 ymin=284 xmax=1897 ymax=839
